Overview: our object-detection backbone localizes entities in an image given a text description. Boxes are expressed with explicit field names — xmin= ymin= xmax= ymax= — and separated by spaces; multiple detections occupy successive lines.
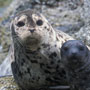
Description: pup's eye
xmin=17 ymin=21 xmax=25 ymax=27
xmin=64 ymin=46 xmax=68 ymax=51
xmin=79 ymin=46 xmax=84 ymax=51
xmin=36 ymin=19 xmax=43 ymax=26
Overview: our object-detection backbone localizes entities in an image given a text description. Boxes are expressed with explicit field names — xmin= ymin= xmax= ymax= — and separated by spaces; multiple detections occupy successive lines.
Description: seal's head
xmin=11 ymin=9 xmax=55 ymax=48
xmin=61 ymin=40 xmax=89 ymax=69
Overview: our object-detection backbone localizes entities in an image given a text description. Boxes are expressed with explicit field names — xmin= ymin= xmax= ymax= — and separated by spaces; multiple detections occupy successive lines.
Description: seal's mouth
xmin=26 ymin=37 xmax=39 ymax=43
xmin=67 ymin=54 xmax=81 ymax=62
xmin=29 ymin=37 xmax=37 ymax=40
xmin=68 ymin=57 xmax=80 ymax=64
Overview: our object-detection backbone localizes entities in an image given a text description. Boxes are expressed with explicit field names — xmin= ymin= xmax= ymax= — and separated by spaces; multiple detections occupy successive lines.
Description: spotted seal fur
xmin=10 ymin=9 xmax=73 ymax=90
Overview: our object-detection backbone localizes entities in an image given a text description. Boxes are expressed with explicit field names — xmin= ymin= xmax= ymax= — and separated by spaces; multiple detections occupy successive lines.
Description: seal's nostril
xmin=29 ymin=29 xmax=35 ymax=33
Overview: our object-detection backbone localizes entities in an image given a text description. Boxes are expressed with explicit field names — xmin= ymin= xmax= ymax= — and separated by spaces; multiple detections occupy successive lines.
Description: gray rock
xmin=0 ymin=46 xmax=2 ymax=52
xmin=0 ymin=54 xmax=12 ymax=76
xmin=74 ymin=0 xmax=90 ymax=46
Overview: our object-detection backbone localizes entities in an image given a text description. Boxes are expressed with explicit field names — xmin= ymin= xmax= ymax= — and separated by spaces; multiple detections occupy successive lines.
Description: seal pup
xmin=10 ymin=9 xmax=73 ymax=90
xmin=61 ymin=40 xmax=90 ymax=90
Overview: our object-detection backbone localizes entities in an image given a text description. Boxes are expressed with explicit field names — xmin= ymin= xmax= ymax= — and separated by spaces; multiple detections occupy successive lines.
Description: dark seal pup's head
xmin=61 ymin=40 xmax=89 ymax=69
xmin=10 ymin=9 xmax=56 ymax=48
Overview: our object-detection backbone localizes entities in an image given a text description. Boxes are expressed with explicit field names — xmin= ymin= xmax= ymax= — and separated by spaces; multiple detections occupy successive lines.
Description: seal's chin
xmin=25 ymin=37 xmax=40 ymax=45
xmin=68 ymin=58 xmax=81 ymax=65
xmin=22 ymin=36 xmax=41 ymax=51
xmin=67 ymin=55 xmax=81 ymax=64
xmin=66 ymin=58 xmax=83 ymax=70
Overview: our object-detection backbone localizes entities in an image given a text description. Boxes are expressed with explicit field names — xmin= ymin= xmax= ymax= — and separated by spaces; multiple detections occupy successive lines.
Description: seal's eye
xmin=63 ymin=46 xmax=68 ymax=51
xmin=17 ymin=21 xmax=25 ymax=27
xmin=36 ymin=19 xmax=43 ymax=26
xmin=79 ymin=46 xmax=84 ymax=51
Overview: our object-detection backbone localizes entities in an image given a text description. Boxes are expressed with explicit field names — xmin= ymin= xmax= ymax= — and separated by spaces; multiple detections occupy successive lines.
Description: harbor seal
xmin=61 ymin=40 xmax=90 ymax=90
xmin=10 ymin=9 xmax=73 ymax=90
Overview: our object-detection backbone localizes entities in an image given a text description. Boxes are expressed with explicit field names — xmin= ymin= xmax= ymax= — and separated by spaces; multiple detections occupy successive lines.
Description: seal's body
xmin=61 ymin=40 xmax=90 ymax=90
xmin=10 ymin=9 xmax=73 ymax=90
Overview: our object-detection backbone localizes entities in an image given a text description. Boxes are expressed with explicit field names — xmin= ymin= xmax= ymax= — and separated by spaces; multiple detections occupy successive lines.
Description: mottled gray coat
xmin=10 ymin=9 xmax=73 ymax=90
